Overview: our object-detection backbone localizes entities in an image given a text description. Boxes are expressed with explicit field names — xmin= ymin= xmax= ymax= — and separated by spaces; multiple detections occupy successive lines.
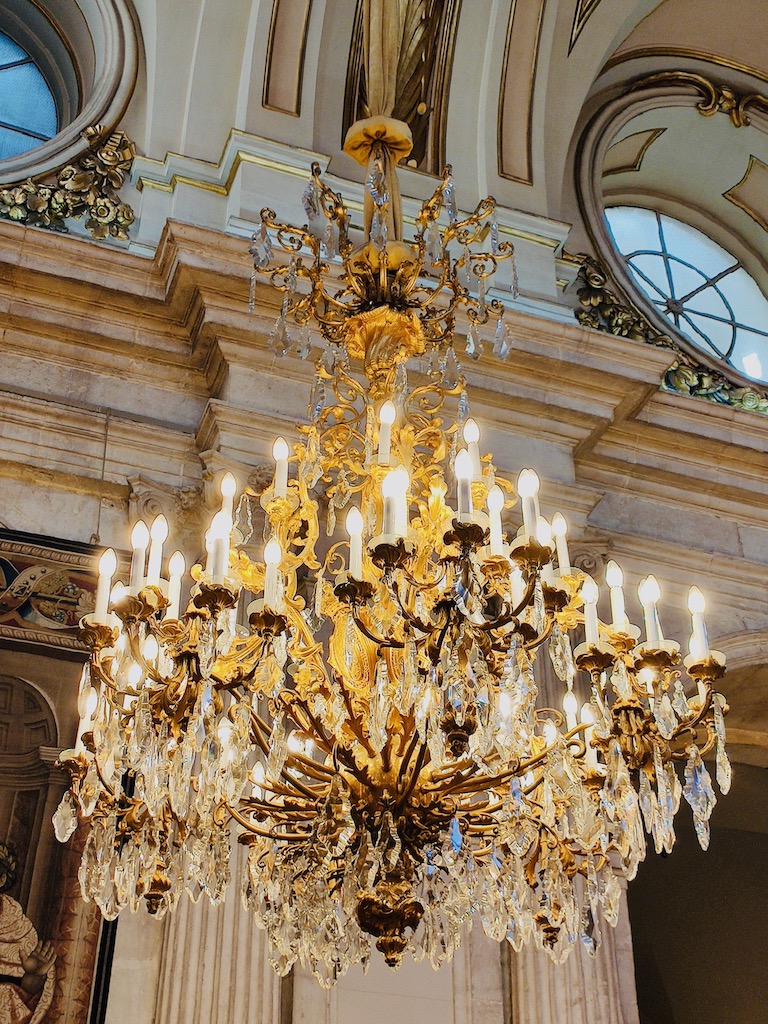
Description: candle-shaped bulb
xmin=487 ymin=485 xmax=504 ymax=513
xmin=688 ymin=586 xmax=705 ymax=615
xmin=391 ymin=466 xmax=410 ymax=536
xmin=377 ymin=400 xmax=396 ymax=465
xmin=346 ymin=506 xmax=363 ymax=535
xmin=517 ymin=469 xmax=540 ymax=536
xmin=551 ymin=512 xmax=571 ymax=574
xmin=273 ymin=436 xmax=290 ymax=498
xmin=169 ymin=550 xmax=185 ymax=577
xmin=346 ymin=506 xmax=364 ymax=578
xmin=517 ymin=468 xmax=539 ymax=498
xmin=85 ymin=688 xmax=98 ymax=718
xmin=463 ymin=418 xmax=480 ymax=444
xmin=486 ymin=485 xmax=504 ymax=556
xmin=210 ymin=510 xmax=232 ymax=581
xmin=220 ymin=471 xmax=237 ymax=515
xmin=463 ymin=418 xmax=481 ymax=476
xmin=131 ymin=520 xmax=150 ymax=550
xmin=581 ymin=578 xmax=600 ymax=645
xmin=127 ymin=661 xmax=143 ymax=687
xmin=146 ymin=514 xmax=169 ymax=585
xmin=150 ymin=514 xmax=169 ymax=543
xmin=455 ymin=448 xmax=473 ymax=480
xmin=638 ymin=574 xmax=661 ymax=605
xmin=99 ymin=547 xmax=117 ymax=577
xmin=379 ymin=400 xmax=396 ymax=426
xmin=263 ymin=537 xmax=282 ymax=608
xmin=264 ymin=538 xmax=281 ymax=566
xmin=95 ymin=548 xmax=117 ymax=624
xmin=272 ymin=436 xmax=289 ymax=461
xmin=129 ymin=520 xmax=150 ymax=593
xmin=535 ymin=516 xmax=553 ymax=548
xmin=687 ymin=585 xmax=709 ymax=661
xmin=165 ymin=549 xmax=186 ymax=619
xmin=251 ymin=761 xmax=266 ymax=799
xmin=455 ymin=449 xmax=474 ymax=522
xmin=605 ymin=560 xmax=623 ymax=588
xmin=562 ymin=690 xmax=578 ymax=730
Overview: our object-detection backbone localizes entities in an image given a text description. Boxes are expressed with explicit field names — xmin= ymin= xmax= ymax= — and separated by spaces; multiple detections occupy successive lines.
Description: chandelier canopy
xmin=55 ymin=139 xmax=730 ymax=987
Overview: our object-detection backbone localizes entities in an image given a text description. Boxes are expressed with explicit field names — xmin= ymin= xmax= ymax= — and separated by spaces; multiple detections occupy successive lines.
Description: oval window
xmin=0 ymin=30 xmax=57 ymax=161
xmin=605 ymin=206 xmax=768 ymax=384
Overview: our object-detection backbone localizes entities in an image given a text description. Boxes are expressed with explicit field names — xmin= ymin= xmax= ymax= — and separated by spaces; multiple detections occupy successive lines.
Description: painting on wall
xmin=0 ymin=530 xmax=112 ymax=1024
xmin=0 ymin=530 xmax=110 ymax=651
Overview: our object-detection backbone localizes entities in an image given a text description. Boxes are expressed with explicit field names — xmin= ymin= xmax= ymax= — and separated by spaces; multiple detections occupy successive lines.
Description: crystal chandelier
xmin=54 ymin=149 xmax=731 ymax=987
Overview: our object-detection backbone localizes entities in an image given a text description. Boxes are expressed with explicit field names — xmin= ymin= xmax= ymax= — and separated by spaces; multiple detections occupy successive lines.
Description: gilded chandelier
xmin=55 ymin=151 xmax=731 ymax=987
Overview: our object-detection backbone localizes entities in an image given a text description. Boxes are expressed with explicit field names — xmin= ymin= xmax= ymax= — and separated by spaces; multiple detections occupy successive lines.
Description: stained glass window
xmin=605 ymin=206 xmax=768 ymax=384
xmin=0 ymin=31 xmax=57 ymax=161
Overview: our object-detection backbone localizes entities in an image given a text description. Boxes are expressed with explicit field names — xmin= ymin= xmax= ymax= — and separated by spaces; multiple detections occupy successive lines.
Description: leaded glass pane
xmin=0 ymin=30 xmax=57 ymax=159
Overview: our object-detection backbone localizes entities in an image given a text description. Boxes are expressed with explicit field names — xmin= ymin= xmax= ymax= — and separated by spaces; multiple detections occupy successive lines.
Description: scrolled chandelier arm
xmin=54 ymin=154 xmax=730 ymax=987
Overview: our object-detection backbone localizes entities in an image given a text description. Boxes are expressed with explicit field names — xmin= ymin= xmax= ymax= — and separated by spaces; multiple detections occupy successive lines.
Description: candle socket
xmin=683 ymin=649 xmax=726 ymax=683
xmin=334 ymin=572 xmax=375 ymax=605
xmin=370 ymin=535 xmax=414 ymax=569
xmin=246 ymin=599 xmax=287 ymax=637
xmin=191 ymin=581 xmax=239 ymax=615
xmin=633 ymin=641 xmax=681 ymax=672
xmin=574 ymin=641 xmax=617 ymax=674
xmin=78 ymin=616 xmax=119 ymax=651
xmin=444 ymin=518 xmax=487 ymax=551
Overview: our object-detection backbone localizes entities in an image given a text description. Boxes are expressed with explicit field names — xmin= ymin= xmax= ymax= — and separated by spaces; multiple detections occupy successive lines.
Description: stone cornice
xmin=1 ymin=217 xmax=767 ymax=576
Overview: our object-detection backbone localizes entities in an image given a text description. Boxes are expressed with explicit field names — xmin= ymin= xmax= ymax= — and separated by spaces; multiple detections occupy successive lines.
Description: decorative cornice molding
xmin=628 ymin=70 xmax=768 ymax=128
xmin=572 ymin=254 xmax=768 ymax=416
xmin=0 ymin=125 xmax=136 ymax=240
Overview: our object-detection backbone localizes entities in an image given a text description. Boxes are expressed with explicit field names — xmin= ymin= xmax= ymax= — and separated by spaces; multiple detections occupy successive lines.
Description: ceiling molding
xmin=724 ymin=154 xmax=768 ymax=233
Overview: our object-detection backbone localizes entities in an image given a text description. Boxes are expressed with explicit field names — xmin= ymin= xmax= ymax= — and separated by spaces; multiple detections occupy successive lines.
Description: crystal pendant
xmin=465 ymin=325 xmax=480 ymax=360
xmin=653 ymin=693 xmax=677 ymax=739
xmin=53 ymin=790 xmax=79 ymax=843
xmin=683 ymin=745 xmax=716 ymax=850
xmin=249 ymin=223 xmax=273 ymax=269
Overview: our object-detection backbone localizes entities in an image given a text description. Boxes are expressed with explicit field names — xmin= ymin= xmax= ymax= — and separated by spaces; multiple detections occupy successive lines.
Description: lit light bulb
xmin=580 ymin=703 xmax=598 ymax=768
xmin=209 ymin=509 xmax=233 ymax=581
xmin=346 ymin=506 xmax=363 ymax=535
xmin=638 ymin=575 xmax=661 ymax=605
xmin=127 ymin=661 xmax=143 ymax=687
xmin=563 ymin=690 xmax=578 ymax=730
xmin=85 ymin=688 xmax=98 ymax=718
xmin=605 ymin=560 xmax=623 ymax=589
xmin=498 ymin=691 xmax=512 ymax=720
xmin=146 ymin=514 xmax=169 ymax=585
xmin=131 ymin=520 xmax=150 ymax=549
xmin=377 ymin=401 xmax=396 ymax=465
xmin=535 ymin=516 xmax=552 ymax=547
xmin=462 ymin=418 xmax=480 ymax=444
xmin=250 ymin=762 xmax=266 ymax=799
xmin=99 ymin=548 xmax=118 ymax=577
xmin=287 ymin=733 xmax=303 ymax=754
xmin=220 ymin=471 xmax=237 ymax=515
xmin=165 ymin=550 xmax=186 ymax=620
xmin=638 ymin=575 xmax=662 ymax=646
xmin=517 ymin=469 xmax=540 ymax=535
xmin=487 ymin=485 xmax=504 ymax=512
xmin=264 ymin=538 xmax=282 ymax=565
xmin=264 ymin=538 xmax=282 ymax=608
xmin=143 ymin=634 xmax=159 ymax=661
xmin=542 ymin=721 xmax=558 ymax=746
xmin=379 ymin=400 xmax=396 ymax=425
xmin=688 ymin=586 xmax=705 ymax=615
xmin=688 ymin=585 xmax=709 ymax=661
xmin=581 ymin=578 xmax=599 ymax=604
xmin=273 ymin=437 xmax=290 ymax=498
xmin=95 ymin=548 xmax=117 ymax=623
xmin=454 ymin=449 xmax=473 ymax=480
xmin=551 ymin=512 xmax=570 ymax=574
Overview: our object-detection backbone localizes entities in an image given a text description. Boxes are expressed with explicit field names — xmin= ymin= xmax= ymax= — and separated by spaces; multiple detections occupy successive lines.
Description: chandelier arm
xmin=352 ymin=608 xmax=404 ymax=649
xmin=331 ymin=676 xmax=377 ymax=758
xmin=396 ymin=739 xmax=429 ymax=812
xmin=522 ymin=617 xmax=556 ymax=653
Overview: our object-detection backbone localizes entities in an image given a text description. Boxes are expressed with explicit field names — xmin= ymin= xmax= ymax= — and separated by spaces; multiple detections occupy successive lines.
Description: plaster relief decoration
xmin=128 ymin=477 xmax=205 ymax=557
xmin=630 ymin=71 xmax=768 ymax=129
xmin=0 ymin=532 xmax=105 ymax=651
xmin=0 ymin=125 xmax=136 ymax=240
xmin=602 ymin=128 xmax=666 ymax=177
xmin=574 ymin=255 xmax=768 ymax=415
xmin=568 ymin=0 xmax=602 ymax=53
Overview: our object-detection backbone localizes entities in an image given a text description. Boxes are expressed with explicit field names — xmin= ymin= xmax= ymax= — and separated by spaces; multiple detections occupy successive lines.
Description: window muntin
xmin=605 ymin=206 xmax=768 ymax=384
xmin=0 ymin=30 xmax=57 ymax=160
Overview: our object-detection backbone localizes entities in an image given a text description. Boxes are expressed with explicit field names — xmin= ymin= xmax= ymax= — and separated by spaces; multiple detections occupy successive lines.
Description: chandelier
xmin=54 ymin=136 xmax=731 ymax=987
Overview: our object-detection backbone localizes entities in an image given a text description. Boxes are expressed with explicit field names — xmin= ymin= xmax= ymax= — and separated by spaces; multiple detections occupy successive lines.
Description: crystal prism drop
xmin=53 ymin=790 xmax=78 ymax=842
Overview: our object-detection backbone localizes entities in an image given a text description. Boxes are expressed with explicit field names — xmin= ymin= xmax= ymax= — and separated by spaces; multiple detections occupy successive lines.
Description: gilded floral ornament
xmin=573 ymin=255 xmax=768 ymax=417
xmin=0 ymin=124 xmax=136 ymax=240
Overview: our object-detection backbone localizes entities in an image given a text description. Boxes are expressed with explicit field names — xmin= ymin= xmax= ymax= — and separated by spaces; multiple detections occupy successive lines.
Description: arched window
xmin=606 ymin=206 xmax=768 ymax=384
xmin=0 ymin=31 xmax=57 ymax=160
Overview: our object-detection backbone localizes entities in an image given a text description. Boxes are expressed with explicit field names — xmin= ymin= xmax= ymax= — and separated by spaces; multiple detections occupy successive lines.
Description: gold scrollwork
xmin=0 ymin=124 xmax=136 ymax=240
xmin=573 ymin=254 xmax=768 ymax=416
xmin=630 ymin=71 xmax=768 ymax=129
